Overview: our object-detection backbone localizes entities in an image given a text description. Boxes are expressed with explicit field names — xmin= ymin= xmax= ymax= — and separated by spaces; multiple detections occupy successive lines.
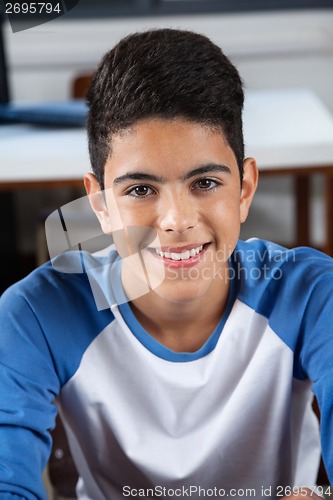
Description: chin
xmin=152 ymin=279 xmax=212 ymax=304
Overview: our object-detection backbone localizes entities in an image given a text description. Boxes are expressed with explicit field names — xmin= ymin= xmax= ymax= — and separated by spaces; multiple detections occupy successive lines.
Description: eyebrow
xmin=113 ymin=163 xmax=232 ymax=185
xmin=183 ymin=164 xmax=231 ymax=180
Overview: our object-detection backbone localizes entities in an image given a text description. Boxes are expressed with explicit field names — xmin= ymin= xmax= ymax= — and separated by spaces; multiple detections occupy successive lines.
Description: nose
xmin=158 ymin=192 xmax=198 ymax=233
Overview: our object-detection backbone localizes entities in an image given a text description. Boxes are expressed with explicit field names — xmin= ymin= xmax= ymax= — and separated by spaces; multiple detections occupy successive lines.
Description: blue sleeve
xmin=296 ymin=273 xmax=333 ymax=485
xmin=0 ymin=284 xmax=60 ymax=499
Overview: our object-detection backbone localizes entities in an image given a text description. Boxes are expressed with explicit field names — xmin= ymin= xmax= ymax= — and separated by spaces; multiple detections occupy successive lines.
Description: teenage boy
xmin=0 ymin=29 xmax=331 ymax=500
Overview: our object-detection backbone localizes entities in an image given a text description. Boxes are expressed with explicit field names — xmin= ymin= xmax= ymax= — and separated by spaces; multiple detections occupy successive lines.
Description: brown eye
xmin=127 ymin=185 xmax=154 ymax=197
xmin=193 ymin=178 xmax=219 ymax=191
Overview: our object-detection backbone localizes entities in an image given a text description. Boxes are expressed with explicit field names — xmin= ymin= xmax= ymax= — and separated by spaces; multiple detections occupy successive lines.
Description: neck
xmin=126 ymin=274 xmax=231 ymax=353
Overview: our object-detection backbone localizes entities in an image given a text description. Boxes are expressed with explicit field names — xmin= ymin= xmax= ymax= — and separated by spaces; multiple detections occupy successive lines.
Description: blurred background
xmin=1 ymin=1 xmax=333 ymax=496
xmin=1 ymin=0 xmax=333 ymax=294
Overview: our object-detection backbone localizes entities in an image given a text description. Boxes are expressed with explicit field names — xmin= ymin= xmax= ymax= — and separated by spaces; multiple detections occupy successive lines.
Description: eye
xmin=192 ymin=178 xmax=220 ymax=191
xmin=126 ymin=185 xmax=155 ymax=198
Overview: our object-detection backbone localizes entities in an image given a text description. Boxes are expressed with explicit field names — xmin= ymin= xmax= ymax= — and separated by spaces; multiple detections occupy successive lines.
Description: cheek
xmin=117 ymin=202 xmax=151 ymax=227
xmin=209 ymin=196 xmax=241 ymax=249
xmin=208 ymin=192 xmax=241 ymax=223
xmin=108 ymin=199 xmax=157 ymax=254
xmin=106 ymin=193 xmax=146 ymax=229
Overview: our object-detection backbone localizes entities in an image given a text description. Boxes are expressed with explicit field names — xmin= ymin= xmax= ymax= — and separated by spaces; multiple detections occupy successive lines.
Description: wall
xmin=3 ymin=8 xmax=333 ymax=254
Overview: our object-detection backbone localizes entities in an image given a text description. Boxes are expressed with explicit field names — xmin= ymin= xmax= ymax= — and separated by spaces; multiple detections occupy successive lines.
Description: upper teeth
xmin=155 ymin=245 xmax=203 ymax=260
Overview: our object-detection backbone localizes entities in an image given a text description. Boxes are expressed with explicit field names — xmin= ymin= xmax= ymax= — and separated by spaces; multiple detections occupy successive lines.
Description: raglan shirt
xmin=0 ymin=239 xmax=333 ymax=499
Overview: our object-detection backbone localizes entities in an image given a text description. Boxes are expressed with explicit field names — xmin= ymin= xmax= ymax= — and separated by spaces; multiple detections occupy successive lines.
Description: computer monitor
xmin=0 ymin=11 xmax=10 ymax=104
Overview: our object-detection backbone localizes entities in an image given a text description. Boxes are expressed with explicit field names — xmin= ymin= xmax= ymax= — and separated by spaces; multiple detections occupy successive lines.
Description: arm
xmin=295 ymin=273 xmax=333 ymax=488
xmin=0 ymin=284 xmax=60 ymax=499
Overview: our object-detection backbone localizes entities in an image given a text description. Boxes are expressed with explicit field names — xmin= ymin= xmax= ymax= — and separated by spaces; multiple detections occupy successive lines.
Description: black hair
xmin=86 ymin=28 xmax=244 ymax=189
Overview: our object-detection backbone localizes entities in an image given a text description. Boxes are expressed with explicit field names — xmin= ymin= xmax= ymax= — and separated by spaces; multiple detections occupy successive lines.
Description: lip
xmin=152 ymin=243 xmax=208 ymax=253
xmin=147 ymin=242 xmax=210 ymax=268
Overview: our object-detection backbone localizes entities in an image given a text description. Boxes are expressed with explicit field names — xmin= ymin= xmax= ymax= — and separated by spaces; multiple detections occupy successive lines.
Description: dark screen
xmin=0 ymin=11 xmax=10 ymax=104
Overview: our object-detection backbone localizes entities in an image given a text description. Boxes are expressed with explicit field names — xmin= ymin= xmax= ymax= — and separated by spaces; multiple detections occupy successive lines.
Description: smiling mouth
xmin=155 ymin=244 xmax=203 ymax=261
xmin=146 ymin=243 xmax=210 ymax=264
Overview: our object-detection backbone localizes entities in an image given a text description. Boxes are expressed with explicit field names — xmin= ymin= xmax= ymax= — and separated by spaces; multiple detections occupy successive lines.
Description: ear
xmin=240 ymin=157 xmax=258 ymax=223
xmin=84 ymin=173 xmax=112 ymax=234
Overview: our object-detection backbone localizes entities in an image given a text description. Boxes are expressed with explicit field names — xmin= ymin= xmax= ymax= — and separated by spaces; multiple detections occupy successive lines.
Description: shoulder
xmin=0 ymin=249 xmax=116 ymax=386
xmin=232 ymin=239 xmax=333 ymax=351
xmin=1 ymin=251 xmax=97 ymax=315
xmin=234 ymin=238 xmax=331 ymax=270
xmin=1 ymin=247 xmax=120 ymax=308
xmin=233 ymin=239 xmax=333 ymax=305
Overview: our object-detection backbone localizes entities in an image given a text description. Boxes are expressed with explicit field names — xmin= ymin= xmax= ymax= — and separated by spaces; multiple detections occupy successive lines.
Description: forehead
xmin=112 ymin=118 xmax=227 ymax=150
xmin=105 ymin=118 xmax=237 ymax=179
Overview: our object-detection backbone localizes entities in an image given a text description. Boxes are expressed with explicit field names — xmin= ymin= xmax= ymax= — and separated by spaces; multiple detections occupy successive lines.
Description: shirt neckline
xmin=118 ymin=261 xmax=238 ymax=363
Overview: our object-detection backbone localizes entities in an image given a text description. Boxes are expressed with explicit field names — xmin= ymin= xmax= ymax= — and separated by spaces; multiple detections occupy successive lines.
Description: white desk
xmin=1 ymin=88 xmax=333 ymax=252
xmin=244 ymin=88 xmax=333 ymax=170
xmin=243 ymin=88 xmax=333 ymax=255
xmin=0 ymin=127 xmax=88 ymax=189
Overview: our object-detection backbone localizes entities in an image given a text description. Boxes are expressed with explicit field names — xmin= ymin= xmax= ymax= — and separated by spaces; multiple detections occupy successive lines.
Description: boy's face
xmin=85 ymin=118 xmax=257 ymax=304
